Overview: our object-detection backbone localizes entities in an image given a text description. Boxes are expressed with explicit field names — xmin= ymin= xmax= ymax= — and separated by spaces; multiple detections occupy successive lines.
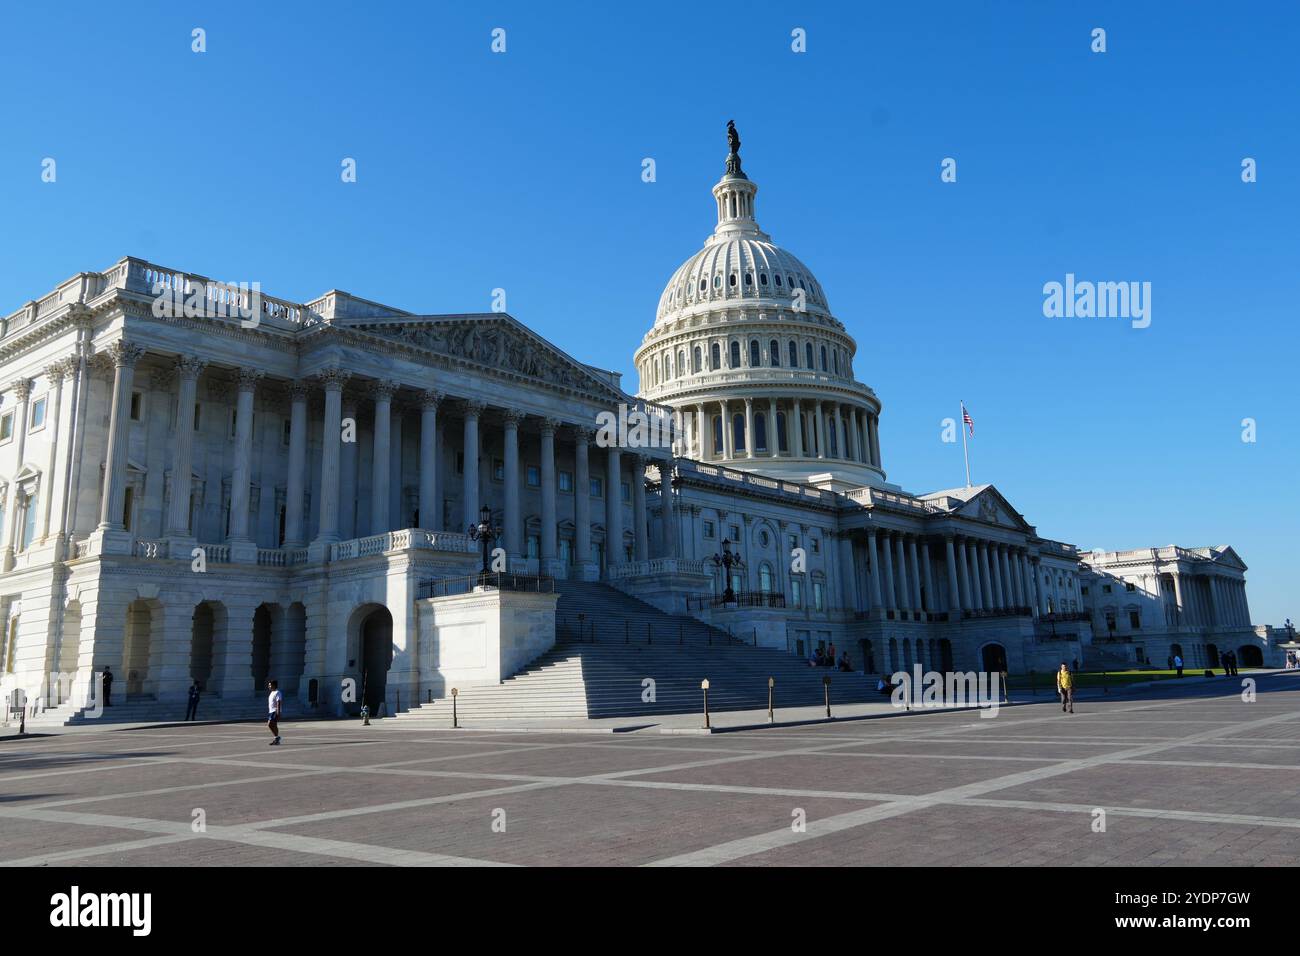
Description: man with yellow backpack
xmin=1056 ymin=662 xmax=1075 ymax=714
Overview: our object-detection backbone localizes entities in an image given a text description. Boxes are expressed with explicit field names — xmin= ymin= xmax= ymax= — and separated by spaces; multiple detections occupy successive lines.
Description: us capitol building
xmin=0 ymin=127 xmax=1286 ymax=723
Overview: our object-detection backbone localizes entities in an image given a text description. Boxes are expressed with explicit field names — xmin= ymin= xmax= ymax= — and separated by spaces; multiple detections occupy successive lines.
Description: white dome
xmin=655 ymin=235 xmax=832 ymax=327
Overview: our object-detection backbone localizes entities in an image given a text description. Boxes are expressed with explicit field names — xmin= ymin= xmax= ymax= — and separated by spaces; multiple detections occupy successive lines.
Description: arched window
xmin=769 ymin=340 xmax=780 ymax=366
xmin=827 ymin=416 xmax=838 ymax=456
xmin=789 ymin=340 xmax=798 ymax=367
xmin=712 ymin=415 xmax=723 ymax=456
xmin=805 ymin=342 xmax=814 ymax=369
xmin=791 ymin=578 xmax=802 ymax=608
xmin=713 ymin=274 xmax=721 ymax=289
xmin=744 ymin=272 xmax=753 ymax=287
xmin=733 ymin=413 xmax=746 ymax=453
xmin=759 ymin=563 xmax=773 ymax=594
xmin=776 ymin=412 xmax=788 ymax=452
xmin=729 ymin=341 xmax=741 ymax=368
xmin=749 ymin=339 xmax=760 ymax=367
xmin=692 ymin=345 xmax=702 ymax=373
xmin=775 ymin=274 xmax=783 ymax=287
xmin=699 ymin=279 xmax=707 ymax=292
xmin=833 ymin=350 xmax=840 ymax=374
xmin=821 ymin=345 xmax=828 ymax=371
xmin=759 ymin=273 xmax=768 ymax=286
xmin=711 ymin=342 xmax=720 ymax=369
xmin=677 ymin=350 xmax=685 ymax=378
xmin=728 ymin=273 xmax=737 ymax=288
xmin=754 ymin=412 xmax=767 ymax=452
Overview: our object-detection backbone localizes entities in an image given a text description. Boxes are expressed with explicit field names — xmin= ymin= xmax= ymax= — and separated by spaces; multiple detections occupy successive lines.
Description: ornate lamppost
xmin=711 ymin=538 xmax=745 ymax=604
xmin=468 ymin=504 xmax=502 ymax=578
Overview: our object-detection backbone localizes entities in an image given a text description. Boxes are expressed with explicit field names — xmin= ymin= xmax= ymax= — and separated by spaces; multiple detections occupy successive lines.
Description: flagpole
xmin=961 ymin=401 xmax=971 ymax=488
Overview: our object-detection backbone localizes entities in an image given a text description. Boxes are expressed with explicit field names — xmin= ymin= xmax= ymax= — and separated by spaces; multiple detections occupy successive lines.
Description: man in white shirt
xmin=267 ymin=679 xmax=283 ymax=746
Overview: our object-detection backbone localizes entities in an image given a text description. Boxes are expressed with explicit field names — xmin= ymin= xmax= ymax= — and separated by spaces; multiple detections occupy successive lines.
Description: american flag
xmin=961 ymin=402 xmax=974 ymax=436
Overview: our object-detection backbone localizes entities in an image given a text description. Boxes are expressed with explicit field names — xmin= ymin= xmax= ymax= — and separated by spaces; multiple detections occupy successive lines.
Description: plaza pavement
xmin=0 ymin=670 xmax=1297 ymax=866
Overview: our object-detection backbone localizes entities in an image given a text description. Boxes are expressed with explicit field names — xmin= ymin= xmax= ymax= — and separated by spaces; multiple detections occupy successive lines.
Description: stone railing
xmin=679 ymin=459 xmax=836 ymax=504
xmin=202 ymin=544 xmax=231 ymax=564
xmin=132 ymin=539 xmax=166 ymax=559
xmin=256 ymin=547 xmax=310 ymax=567
xmin=608 ymin=557 xmax=710 ymax=580
xmin=845 ymin=486 xmax=940 ymax=514
xmin=330 ymin=529 xmax=473 ymax=562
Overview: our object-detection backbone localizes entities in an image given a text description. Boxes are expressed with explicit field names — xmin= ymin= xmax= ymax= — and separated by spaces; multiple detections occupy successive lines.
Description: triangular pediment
xmin=1210 ymin=545 xmax=1248 ymax=571
xmin=342 ymin=312 xmax=630 ymax=403
xmin=951 ymin=485 xmax=1033 ymax=532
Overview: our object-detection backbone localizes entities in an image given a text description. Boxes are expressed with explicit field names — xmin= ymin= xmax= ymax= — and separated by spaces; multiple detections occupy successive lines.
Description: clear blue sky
xmin=1 ymin=1 xmax=1296 ymax=624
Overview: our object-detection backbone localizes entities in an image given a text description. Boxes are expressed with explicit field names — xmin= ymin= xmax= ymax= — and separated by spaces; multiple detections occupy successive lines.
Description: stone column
xmin=867 ymin=528 xmax=883 ymax=609
xmin=49 ymin=356 xmax=84 ymax=546
xmin=894 ymin=533 xmax=911 ymax=612
xmin=309 ymin=368 xmax=349 ymax=557
xmin=967 ymin=540 xmax=983 ymax=611
xmin=694 ymin=403 xmax=706 ymax=458
xmin=418 ymin=391 xmax=441 ymax=530
xmin=989 ymin=545 xmax=1005 ymax=609
xmin=978 ymin=542 xmax=994 ymax=609
xmin=339 ymin=395 xmax=359 ymax=538
xmin=605 ymin=446 xmax=622 ymax=569
xmin=743 ymin=398 xmax=754 ymax=459
xmin=791 ymin=399 xmax=804 ymax=457
xmin=462 ymin=401 xmax=483 ymax=529
xmin=721 ymin=401 xmax=734 ymax=459
xmin=573 ymin=427 xmax=593 ymax=578
xmin=37 ymin=362 xmax=69 ymax=542
xmin=869 ymin=413 xmax=881 ymax=467
xmin=659 ymin=457 xmax=676 ymax=558
xmin=225 ymin=370 xmax=262 ymax=558
xmin=96 ymin=342 xmax=145 ymax=534
xmin=502 ymin=409 xmax=523 ymax=560
xmin=921 ymin=540 xmax=936 ymax=614
xmin=631 ymin=453 xmax=648 ymax=561
xmin=369 ymin=381 xmax=396 ymax=536
xmin=539 ymin=417 xmax=558 ymax=567
xmin=815 ymin=402 xmax=827 ymax=459
xmin=59 ymin=327 xmax=93 ymax=541
xmin=389 ymin=400 xmax=405 ymax=529
xmin=881 ymin=531 xmax=896 ymax=611
xmin=945 ymin=536 xmax=962 ymax=613
xmin=281 ymin=379 xmax=309 ymax=547
xmin=767 ymin=398 xmax=778 ymax=456
xmin=832 ymin=405 xmax=843 ymax=459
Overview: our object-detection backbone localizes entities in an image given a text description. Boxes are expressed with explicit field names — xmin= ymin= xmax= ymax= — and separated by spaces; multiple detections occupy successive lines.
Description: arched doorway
xmin=252 ymin=605 xmax=274 ymax=693
xmin=359 ymin=606 xmax=394 ymax=714
xmin=1206 ymin=643 xmax=1219 ymax=667
xmin=1238 ymin=645 xmax=1263 ymax=668
xmin=981 ymin=643 xmax=1008 ymax=673
xmin=858 ymin=639 xmax=876 ymax=674
xmin=123 ymin=600 xmax=155 ymax=698
xmin=1169 ymin=642 xmax=1184 ymax=666
xmin=190 ymin=603 xmax=217 ymax=690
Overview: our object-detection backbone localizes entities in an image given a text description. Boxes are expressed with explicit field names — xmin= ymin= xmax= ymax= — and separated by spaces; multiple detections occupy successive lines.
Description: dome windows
xmin=728 ymin=273 xmax=737 ymax=288
xmin=788 ymin=340 xmax=798 ymax=367
xmin=820 ymin=345 xmax=828 ymax=371
xmin=749 ymin=339 xmax=760 ymax=367
xmin=744 ymin=272 xmax=753 ymax=287
xmin=774 ymin=274 xmax=782 ymax=287
xmin=692 ymin=345 xmax=702 ymax=374
xmin=759 ymin=273 xmax=768 ymax=286
xmin=729 ymin=341 xmax=741 ymax=368
xmin=769 ymin=339 xmax=780 ymax=366
xmin=805 ymin=342 xmax=814 ymax=368
xmin=713 ymin=275 xmax=722 ymax=290
xmin=711 ymin=342 xmax=720 ymax=369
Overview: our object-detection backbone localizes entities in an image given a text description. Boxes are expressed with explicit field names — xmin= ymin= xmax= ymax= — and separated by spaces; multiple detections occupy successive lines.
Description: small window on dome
xmin=759 ymin=273 xmax=768 ymax=286
xmin=713 ymin=275 xmax=721 ymax=289
xmin=728 ymin=274 xmax=737 ymax=288
xmin=788 ymin=340 xmax=798 ymax=367
xmin=744 ymin=272 xmax=752 ymax=286
xmin=700 ymin=279 xmax=707 ymax=292
xmin=787 ymin=275 xmax=795 ymax=289
xmin=774 ymin=274 xmax=782 ymax=287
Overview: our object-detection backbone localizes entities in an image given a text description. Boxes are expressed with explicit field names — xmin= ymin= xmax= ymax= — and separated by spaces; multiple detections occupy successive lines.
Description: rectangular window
xmin=1128 ymin=610 xmax=1141 ymax=629
xmin=20 ymin=492 xmax=37 ymax=551
xmin=526 ymin=535 xmax=539 ymax=559
xmin=810 ymin=537 xmax=820 ymax=554
xmin=558 ymin=471 xmax=573 ymax=493
xmin=492 ymin=458 xmax=505 ymax=481
xmin=29 ymin=397 xmax=46 ymax=430
xmin=130 ymin=391 xmax=143 ymax=421
xmin=1102 ymin=584 xmax=1112 ymax=593
xmin=590 ymin=477 xmax=603 ymax=498
xmin=0 ymin=410 xmax=12 ymax=442
xmin=703 ymin=520 xmax=716 ymax=539
xmin=814 ymin=581 xmax=825 ymax=612
xmin=527 ymin=466 xmax=541 ymax=487
xmin=788 ymin=534 xmax=799 ymax=552
xmin=559 ymin=539 xmax=573 ymax=565
xmin=792 ymin=579 xmax=803 ymax=609
xmin=729 ymin=524 xmax=740 ymax=542
xmin=1124 ymin=581 xmax=1136 ymax=592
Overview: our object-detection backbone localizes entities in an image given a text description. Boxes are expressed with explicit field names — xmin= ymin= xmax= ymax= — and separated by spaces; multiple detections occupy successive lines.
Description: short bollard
xmin=822 ymin=675 xmax=832 ymax=719
xmin=767 ymin=676 xmax=775 ymax=724
xmin=701 ymin=678 xmax=711 ymax=730
xmin=361 ymin=703 xmax=371 ymax=726
xmin=451 ymin=687 xmax=459 ymax=728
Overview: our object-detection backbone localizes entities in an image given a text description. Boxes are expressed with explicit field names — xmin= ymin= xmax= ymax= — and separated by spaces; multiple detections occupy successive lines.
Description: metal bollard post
xmin=701 ymin=678 xmax=711 ymax=730
xmin=451 ymin=687 xmax=459 ymax=728
xmin=767 ymin=676 xmax=775 ymax=724
xmin=823 ymin=675 xmax=832 ymax=719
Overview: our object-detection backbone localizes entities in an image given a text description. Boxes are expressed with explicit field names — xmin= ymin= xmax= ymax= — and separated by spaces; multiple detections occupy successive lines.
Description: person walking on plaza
xmin=102 ymin=666 xmax=113 ymax=708
xmin=1174 ymin=654 xmax=1184 ymax=677
xmin=267 ymin=679 xmax=283 ymax=746
xmin=1056 ymin=662 xmax=1074 ymax=714
xmin=185 ymin=682 xmax=201 ymax=721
